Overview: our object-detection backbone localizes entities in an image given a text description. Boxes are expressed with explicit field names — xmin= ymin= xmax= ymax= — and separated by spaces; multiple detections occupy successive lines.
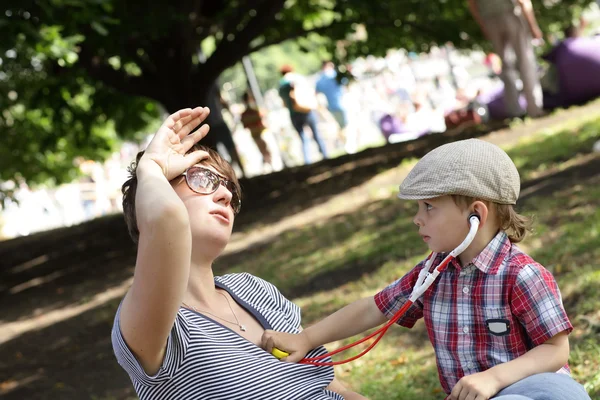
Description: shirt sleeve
xmin=374 ymin=261 xmax=427 ymax=328
xmin=248 ymin=274 xmax=302 ymax=332
xmin=511 ymin=263 xmax=573 ymax=346
xmin=111 ymin=303 xmax=191 ymax=387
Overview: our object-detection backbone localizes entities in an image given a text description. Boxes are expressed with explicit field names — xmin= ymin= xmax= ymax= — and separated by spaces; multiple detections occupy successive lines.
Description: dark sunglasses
xmin=182 ymin=166 xmax=241 ymax=214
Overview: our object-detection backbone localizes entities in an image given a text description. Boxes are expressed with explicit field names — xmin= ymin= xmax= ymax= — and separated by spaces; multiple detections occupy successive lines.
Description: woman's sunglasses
xmin=182 ymin=166 xmax=241 ymax=214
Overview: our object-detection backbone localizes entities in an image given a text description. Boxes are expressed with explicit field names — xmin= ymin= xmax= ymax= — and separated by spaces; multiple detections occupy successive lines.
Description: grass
xmin=232 ymin=117 xmax=600 ymax=399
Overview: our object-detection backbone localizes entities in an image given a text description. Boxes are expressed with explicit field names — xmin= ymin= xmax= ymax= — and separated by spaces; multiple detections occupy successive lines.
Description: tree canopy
xmin=0 ymin=0 xmax=594 ymax=197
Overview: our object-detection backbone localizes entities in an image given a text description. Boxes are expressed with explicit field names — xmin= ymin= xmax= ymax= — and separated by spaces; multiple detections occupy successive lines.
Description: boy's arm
xmin=304 ymin=296 xmax=388 ymax=351
xmin=489 ymin=330 xmax=569 ymax=386
xmin=451 ymin=261 xmax=572 ymax=399
xmin=261 ymin=296 xmax=387 ymax=362
xmin=450 ymin=330 xmax=569 ymax=399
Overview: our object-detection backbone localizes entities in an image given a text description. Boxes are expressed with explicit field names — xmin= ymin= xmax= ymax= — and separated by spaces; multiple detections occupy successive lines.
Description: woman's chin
xmin=192 ymin=229 xmax=231 ymax=253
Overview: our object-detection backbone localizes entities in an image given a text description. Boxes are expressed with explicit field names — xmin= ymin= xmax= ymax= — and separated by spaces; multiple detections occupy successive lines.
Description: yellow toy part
xmin=271 ymin=348 xmax=290 ymax=359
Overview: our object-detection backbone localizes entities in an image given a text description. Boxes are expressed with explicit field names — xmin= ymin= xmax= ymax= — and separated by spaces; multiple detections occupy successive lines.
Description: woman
xmin=111 ymin=107 xmax=367 ymax=400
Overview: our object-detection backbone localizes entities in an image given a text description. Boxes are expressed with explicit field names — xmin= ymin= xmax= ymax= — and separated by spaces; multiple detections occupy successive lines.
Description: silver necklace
xmin=182 ymin=291 xmax=246 ymax=331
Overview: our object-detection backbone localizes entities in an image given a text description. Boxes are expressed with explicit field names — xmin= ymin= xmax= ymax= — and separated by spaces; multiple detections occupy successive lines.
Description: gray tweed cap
xmin=398 ymin=139 xmax=520 ymax=205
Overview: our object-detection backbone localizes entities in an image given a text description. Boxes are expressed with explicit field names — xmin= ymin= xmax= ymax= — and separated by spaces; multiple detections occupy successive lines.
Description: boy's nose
xmin=413 ymin=215 xmax=423 ymax=227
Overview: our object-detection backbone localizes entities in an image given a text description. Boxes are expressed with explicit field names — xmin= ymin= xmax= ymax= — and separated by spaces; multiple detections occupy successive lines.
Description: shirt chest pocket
xmin=474 ymin=306 xmax=518 ymax=351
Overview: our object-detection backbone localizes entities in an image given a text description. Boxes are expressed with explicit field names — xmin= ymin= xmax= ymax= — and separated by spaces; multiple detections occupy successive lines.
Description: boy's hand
xmin=261 ymin=330 xmax=312 ymax=362
xmin=449 ymin=370 xmax=501 ymax=400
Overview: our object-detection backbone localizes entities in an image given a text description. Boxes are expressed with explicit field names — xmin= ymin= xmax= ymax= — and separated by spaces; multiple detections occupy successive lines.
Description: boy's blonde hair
xmin=451 ymin=195 xmax=532 ymax=243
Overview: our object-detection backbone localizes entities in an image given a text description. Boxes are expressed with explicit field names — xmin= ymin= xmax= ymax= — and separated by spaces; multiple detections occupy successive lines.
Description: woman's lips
xmin=210 ymin=211 xmax=230 ymax=224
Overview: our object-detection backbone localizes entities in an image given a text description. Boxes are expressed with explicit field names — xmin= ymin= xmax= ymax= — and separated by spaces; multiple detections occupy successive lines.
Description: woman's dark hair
xmin=121 ymin=144 xmax=241 ymax=243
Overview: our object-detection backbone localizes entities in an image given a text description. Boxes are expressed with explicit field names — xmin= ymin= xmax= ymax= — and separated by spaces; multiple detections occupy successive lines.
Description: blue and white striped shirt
xmin=112 ymin=273 xmax=344 ymax=400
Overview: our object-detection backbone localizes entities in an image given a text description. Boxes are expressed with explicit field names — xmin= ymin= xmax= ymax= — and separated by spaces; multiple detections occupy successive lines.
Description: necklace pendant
xmin=240 ymin=325 xmax=246 ymax=332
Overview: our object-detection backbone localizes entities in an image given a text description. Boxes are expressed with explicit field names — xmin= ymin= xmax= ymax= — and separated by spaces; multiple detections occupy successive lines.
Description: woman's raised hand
xmin=141 ymin=107 xmax=211 ymax=180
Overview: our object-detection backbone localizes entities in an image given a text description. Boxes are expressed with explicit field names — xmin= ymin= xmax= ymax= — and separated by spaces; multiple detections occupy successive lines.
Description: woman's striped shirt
xmin=112 ymin=273 xmax=344 ymax=400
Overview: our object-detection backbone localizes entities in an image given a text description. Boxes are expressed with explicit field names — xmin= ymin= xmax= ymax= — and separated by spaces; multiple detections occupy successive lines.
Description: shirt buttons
xmin=462 ymin=286 xmax=469 ymax=294
xmin=463 ymin=326 xmax=469 ymax=333
xmin=467 ymin=362 xmax=474 ymax=369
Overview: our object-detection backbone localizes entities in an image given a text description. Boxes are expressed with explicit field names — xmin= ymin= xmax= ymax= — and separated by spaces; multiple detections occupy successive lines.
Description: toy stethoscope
xmin=271 ymin=213 xmax=481 ymax=366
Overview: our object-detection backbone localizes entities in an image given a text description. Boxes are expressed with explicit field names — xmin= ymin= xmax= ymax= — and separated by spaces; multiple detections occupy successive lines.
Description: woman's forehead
xmin=193 ymin=163 xmax=227 ymax=180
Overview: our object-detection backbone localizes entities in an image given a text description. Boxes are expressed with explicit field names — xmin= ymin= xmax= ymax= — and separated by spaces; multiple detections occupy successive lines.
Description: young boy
xmin=261 ymin=139 xmax=590 ymax=400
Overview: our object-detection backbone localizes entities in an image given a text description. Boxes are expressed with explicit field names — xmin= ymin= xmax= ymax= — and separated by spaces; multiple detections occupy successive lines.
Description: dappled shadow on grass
xmin=0 ymin=215 xmax=136 ymax=325
xmin=521 ymin=172 xmax=600 ymax=398
xmin=215 ymin=196 xmax=425 ymax=299
xmin=1 ymin=115 xmax=599 ymax=399
xmin=234 ymin=123 xmax=500 ymax=233
xmin=507 ymin=118 xmax=600 ymax=181
xmin=0 ymin=298 xmax=135 ymax=400
xmin=340 ymin=330 xmax=442 ymax=400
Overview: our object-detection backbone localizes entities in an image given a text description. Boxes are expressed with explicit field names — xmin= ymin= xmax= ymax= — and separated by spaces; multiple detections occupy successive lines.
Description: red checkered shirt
xmin=374 ymin=231 xmax=573 ymax=395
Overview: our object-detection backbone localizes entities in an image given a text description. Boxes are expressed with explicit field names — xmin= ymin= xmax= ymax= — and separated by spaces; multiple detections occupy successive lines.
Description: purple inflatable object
xmin=543 ymin=36 xmax=600 ymax=107
xmin=478 ymin=36 xmax=600 ymax=120
xmin=477 ymin=84 xmax=527 ymax=120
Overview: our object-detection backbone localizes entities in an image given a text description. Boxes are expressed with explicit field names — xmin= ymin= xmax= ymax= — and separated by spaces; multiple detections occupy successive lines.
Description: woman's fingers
xmin=181 ymin=123 xmax=210 ymax=150
xmin=165 ymin=108 xmax=194 ymax=130
xmin=185 ymin=149 xmax=210 ymax=168
xmin=175 ymin=107 xmax=210 ymax=139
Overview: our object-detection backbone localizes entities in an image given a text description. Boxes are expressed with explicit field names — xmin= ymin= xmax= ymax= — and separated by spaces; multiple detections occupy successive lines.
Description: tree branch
xmin=77 ymin=43 xmax=157 ymax=101
xmin=220 ymin=0 xmax=263 ymax=43
xmin=198 ymin=0 xmax=285 ymax=83
xmin=249 ymin=20 xmax=354 ymax=54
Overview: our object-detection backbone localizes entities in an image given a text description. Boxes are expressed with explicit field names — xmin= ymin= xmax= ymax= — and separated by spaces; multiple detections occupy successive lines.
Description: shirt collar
xmin=442 ymin=231 xmax=510 ymax=274
xmin=469 ymin=231 xmax=511 ymax=275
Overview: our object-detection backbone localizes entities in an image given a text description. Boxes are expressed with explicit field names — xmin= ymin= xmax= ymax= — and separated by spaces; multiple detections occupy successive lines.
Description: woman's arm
xmin=118 ymin=107 xmax=211 ymax=375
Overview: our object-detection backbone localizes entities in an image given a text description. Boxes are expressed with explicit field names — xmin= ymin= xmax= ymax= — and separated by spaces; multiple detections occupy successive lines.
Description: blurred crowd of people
xmin=2 ymin=2 xmax=600 ymax=240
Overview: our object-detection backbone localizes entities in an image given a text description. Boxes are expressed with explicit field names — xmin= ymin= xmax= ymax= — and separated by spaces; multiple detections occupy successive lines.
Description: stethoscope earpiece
xmin=468 ymin=213 xmax=481 ymax=223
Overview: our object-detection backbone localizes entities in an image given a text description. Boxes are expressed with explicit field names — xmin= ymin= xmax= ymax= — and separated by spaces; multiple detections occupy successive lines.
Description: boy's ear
xmin=470 ymin=201 xmax=489 ymax=228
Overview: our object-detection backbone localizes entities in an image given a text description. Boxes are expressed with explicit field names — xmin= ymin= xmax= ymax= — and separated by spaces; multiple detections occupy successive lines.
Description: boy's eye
xmin=425 ymin=202 xmax=433 ymax=211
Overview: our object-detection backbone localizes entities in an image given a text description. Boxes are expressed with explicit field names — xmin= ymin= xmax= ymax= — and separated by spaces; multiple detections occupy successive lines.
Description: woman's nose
xmin=214 ymin=182 xmax=233 ymax=206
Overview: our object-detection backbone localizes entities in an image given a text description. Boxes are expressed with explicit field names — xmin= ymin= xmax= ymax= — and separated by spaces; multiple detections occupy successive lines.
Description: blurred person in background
xmin=203 ymin=82 xmax=246 ymax=177
xmin=316 ymin=61 xmax=349 ymax=151
xmin=468 ymin=0 xmax=545 ymax=118
xmin=240 ymin=91 xmax=273 ymax=172
xmin=279 ymin=64 xmax=329 ymax=164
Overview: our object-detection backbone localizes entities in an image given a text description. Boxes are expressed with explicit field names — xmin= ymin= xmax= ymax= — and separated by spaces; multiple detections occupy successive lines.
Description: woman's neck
xmin=184 ymin=260 xmax=219 ymax=308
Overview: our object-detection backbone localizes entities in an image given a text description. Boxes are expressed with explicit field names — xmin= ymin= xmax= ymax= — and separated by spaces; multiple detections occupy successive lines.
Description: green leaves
xmin=0 ymin=0 xmax=596 ymax=198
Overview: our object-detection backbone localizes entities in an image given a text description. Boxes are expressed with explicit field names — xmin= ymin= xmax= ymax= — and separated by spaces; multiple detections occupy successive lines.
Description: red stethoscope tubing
xmin=297 ymin=214 xmax=480 ymax=366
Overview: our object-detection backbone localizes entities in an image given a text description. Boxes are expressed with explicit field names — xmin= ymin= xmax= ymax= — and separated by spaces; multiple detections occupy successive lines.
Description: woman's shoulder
xmin=215 ymin=273 xmax=294 ymax=312
xmin=215 ymin=272 xmax=270 ymax=288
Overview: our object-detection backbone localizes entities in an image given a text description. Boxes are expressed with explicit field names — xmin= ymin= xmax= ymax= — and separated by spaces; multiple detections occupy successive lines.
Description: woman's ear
xmin=470 ymin=201 xmax=489 ymax=229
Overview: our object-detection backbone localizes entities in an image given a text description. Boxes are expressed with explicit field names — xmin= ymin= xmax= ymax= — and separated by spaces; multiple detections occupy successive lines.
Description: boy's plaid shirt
xmin=375 ymin=231 xmax=572 ymax=395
